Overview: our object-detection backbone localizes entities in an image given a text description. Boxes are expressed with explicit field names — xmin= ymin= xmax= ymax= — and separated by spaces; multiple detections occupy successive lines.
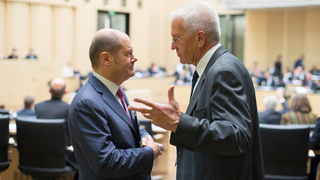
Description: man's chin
xmin=179 ymin=58 xmax=187 ymax=64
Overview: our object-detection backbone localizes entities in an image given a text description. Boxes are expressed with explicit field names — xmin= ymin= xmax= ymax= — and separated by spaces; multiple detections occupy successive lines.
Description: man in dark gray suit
xmin=35 ymin=78 xmax=78 ymax=173
xmin=129 ymin=1 xmax=265 ymax=179
xmin=35 ymin=78 xmax=69 ymax=120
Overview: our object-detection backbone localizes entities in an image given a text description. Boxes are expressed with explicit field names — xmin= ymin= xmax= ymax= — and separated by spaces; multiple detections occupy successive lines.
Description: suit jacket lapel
xmin=88 ymin=76 xmax=138 ymax=133
xmin=186 ymin=46 xmax=228 ymax=114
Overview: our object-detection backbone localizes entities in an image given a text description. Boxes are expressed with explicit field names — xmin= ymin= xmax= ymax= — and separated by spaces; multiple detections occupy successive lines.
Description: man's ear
xmin=197 ymin=31 xmax=206 ymax=47
xmin=100 ymin=52 xmax=112 ymax=66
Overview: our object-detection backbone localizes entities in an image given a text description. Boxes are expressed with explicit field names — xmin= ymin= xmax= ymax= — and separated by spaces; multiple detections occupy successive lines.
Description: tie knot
xmin=117 ymin=87 xmax=124 ymax=98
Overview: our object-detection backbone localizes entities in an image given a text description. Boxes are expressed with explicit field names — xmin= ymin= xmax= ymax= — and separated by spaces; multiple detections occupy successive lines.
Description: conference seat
xmin=260 ymin=124 xmax=311 ymax=180
xmin=16 ymin=116 xmax=76 ymax=179
xmin=0 ymin=109 xmax=10 ymax=115
xmin=0 ymin=115 xmax=10 ymax=173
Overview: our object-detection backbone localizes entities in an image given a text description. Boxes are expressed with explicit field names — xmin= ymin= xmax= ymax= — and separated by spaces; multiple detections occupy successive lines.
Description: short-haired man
xmin=68 ymin=28 xmax=162 ymax=180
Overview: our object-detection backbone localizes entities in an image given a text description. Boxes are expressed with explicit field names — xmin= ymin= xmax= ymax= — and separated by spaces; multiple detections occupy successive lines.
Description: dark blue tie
xmin=190 ymin=71 xmax=199 ymax=98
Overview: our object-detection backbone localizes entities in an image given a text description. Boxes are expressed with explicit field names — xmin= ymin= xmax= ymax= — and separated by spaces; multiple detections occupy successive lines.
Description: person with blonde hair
xmin=281 ymin=93 xmax=318 ymax=124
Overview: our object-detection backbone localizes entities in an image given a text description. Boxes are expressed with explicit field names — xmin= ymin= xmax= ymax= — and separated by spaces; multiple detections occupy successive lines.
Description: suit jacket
xmin=35 ymin=98 xmax=77 ymax=170
xmin=16 ymin=108 xmax=36 ymax=117
xmin=35 ymin=98 xmax=71 ymax=145
xmin=170 ymin=46 xmax=265 ymax=180
xmin=310 ymin=117 xmax=320 ymax=149
xmin=258 ymin=101 xmax=290 ymax=124
xmin=68 ymin=75 xmax=154 ymax=180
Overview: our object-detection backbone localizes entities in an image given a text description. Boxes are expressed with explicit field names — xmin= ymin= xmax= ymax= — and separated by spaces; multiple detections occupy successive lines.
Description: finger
xmin=142 ymin=113 xmax=151 ymax=120
xmin=168 ymin=85 xmax=176 ymax=103
xmin=128 ymin=105 xmax=151 ymax=113
xmin=157 ymin=143 xmax=164 ymax=149
xmin=133 ymin=97 xmax=158 ymax=108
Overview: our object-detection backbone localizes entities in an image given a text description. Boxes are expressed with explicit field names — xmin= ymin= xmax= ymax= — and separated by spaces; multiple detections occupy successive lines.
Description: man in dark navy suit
xmin=68 ymin=28 xmax=162 ymax=180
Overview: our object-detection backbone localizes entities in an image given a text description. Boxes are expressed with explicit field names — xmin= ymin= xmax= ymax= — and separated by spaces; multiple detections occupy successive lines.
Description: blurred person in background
xmin=16 ymin=95 xmax=36 ymax=117
xmin=258 ymin=88 xmax=290 ymax=124
xmin=281 ymin=93 xmax=318 ymax=125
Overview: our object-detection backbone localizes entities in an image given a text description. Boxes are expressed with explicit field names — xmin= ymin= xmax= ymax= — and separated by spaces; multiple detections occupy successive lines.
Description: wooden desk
xmin=151 ymin=126 xmax=176 ymax=175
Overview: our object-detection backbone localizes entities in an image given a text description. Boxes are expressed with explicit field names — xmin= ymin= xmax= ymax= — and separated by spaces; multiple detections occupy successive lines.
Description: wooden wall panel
xmin=0 ymin=1 xmax=5 ymax=56
xmin=285 ymin=9 xmax=305 ymax=69
xmin=304 ymin=9 xmax=320 ymax=69
xmin=30 ymin=4 xmax=52 ymax=61
xmin=52 ymin=6 xmax=74 ymax=67
xmin=6 ymin=2 xmax=29 ymax=58
xmin=244 ymin=8 xmax=320 ymax=72
xmin=266 ymin=10 xmax=284 ymax=67
xmin=244 ymin=10 xmax=268 ymax=70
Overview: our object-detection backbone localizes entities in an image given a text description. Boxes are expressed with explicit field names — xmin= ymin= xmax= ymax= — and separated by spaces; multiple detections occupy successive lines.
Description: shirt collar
xmin=93 ymin=71 xmax=119 ymax=96
xmin=195 ymin=43 xmax=221 ymax=78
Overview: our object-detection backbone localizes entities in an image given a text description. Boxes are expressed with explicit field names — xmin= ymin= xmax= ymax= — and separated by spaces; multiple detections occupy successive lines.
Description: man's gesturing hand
xmin=128 ymin=85 xmax=180 ymax=132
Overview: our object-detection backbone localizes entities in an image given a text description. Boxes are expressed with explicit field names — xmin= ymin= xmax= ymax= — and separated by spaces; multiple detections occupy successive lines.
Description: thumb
xmin=168 ymin=85 xmax=176 ymax=103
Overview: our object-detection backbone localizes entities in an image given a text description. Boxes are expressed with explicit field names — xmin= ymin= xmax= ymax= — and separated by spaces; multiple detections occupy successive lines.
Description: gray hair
xmin=168 ymin=1 xmax=221 ymax=44
xmin=263 ymin=95 xmax=277 ymax=110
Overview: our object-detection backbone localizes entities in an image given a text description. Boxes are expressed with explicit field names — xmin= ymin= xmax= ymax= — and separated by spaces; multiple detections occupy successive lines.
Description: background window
xmin=98 ymin=11 xmax=130 ymax=35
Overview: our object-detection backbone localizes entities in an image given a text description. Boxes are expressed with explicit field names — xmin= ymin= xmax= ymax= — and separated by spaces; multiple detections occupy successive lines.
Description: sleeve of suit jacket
xmin=71 ymin=98 xmax=154 ymax=178
xmin=310 ymin=117 xmax=320 ymax=149
xmin=170 ymin=59 xmax=253 ymax=155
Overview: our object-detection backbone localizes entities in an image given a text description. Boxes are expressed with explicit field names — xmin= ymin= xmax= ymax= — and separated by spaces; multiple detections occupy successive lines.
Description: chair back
xmin=16 ymin=116 xmax=74 ymax=178
xmin=0 ymin=115 xmax=10 ymax=172
xmin=260 ymin=124 xmax=310 ymax=179
xmin=0 ymin=109 xmax=9 ymax=115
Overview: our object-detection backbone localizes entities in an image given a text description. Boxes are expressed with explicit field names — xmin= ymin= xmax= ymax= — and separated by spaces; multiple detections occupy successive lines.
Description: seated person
xmin=281 ymin=93 xmax=318 ymax=125
xmin=258 ymin=89 xmax=290 ymax=124
xmin=303 ymin=72 xmax=320 ymax=92
xmin=16 ymin=96 xmax=36 ymax=117
xmin=7 ymin=48 xmax=18 ymax=59
xmin=35 ymin=78 xmax=78 ymax=172
xmin=259 ymin=71 xmax=275 ymax=87
xmin=25 ymin=48 xmax=37 ymax=60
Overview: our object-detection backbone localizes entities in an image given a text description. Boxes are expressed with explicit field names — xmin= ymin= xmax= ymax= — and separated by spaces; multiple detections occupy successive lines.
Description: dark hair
xmin=24 ymin=96 xmax=35 ymax=108
xmin=89 ymin=30 xmax=123 ymax=69
xmin=290 ymin=94 xmax=312 ymax=113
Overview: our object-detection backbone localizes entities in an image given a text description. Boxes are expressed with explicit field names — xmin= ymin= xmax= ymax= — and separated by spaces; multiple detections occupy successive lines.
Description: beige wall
xmin=1 ymin=0 xmax=240 ymax=110
xmin=244 ymin=7 xmax=320 ymax=72
xmin=3 ymin=0 xmax=320 ymax=111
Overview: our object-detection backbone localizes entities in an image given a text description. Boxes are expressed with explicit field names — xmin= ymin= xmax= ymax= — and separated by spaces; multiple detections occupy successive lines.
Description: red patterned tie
xmin=116 ymin=87 xmax=130 ymax=118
